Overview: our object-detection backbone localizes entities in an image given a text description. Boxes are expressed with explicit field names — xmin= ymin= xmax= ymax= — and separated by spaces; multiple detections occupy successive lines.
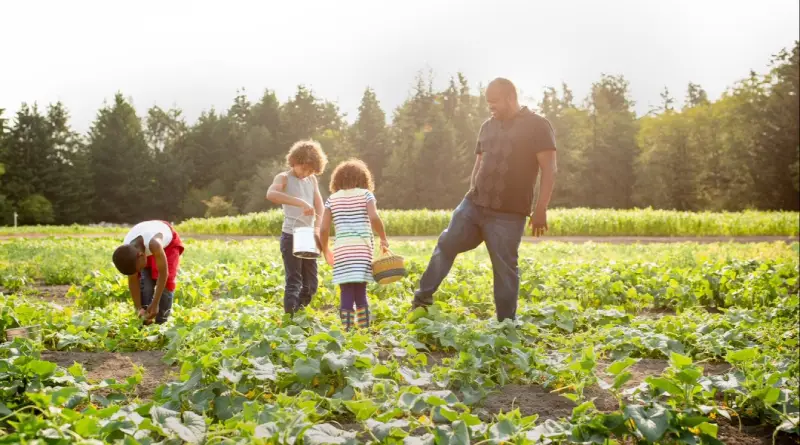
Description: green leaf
xmin=68 ymin=362 xmax=85 ymax=378
xmin=303 ymin=423 xmax=357 ymax=445
xmin=27 ymin=360 xmax=57 ymax=377
xmin=150 ymin=406 xmax=179 ymax=428
xmin=607 ymin=357 xmax=637 ymax=376
xmin=75 ymin=417 xmax=101 ymax=437
xmin=366 ymin=419 xmax=409 ymax=441
xmin=624 ymin=404 xmax=669 ymax=443
xmin=556 ymin=318 xmax=574 ymax=333
xmin=763 ymin=387 xmax=781 ymax=404
xmin=436 ymin=420 xmax=470 ymax=445
xmin=322 ymin=352 xmax=352 ymax=373
xmin=251 ymin=357 xmax=278 ymax=381
xmin=50 ymin=387 xmax=81 ymax=406
xmin=683 ymin=416 xmax=711 ymax=427
xmin=561 ymin=393 xmax=579 ymax=402
xmin=219 ymin=367 xmax=243 ymax=384
xmin=344 ymin=399 xmax=379 ymax=421
xmin=613 ymin=371 xmax=633 ymax=390
xmin=726 ymin=347 xmax=758 ymax=363
xmin=696 ymin=422 xmax=718 ymax=438
xmin=372 ymin=364 xmax=392 ymax=377
xmin=255 ymin=422 xmax=280 ymax=439
xmin=294 ymin=358 xmax=321 ymax=383
xmin=425 ymin=395 xmax=448 ymax=407
xmin=0 ymin=402 xmax=11 ymax=416
xmin=399 ymin=367 xmax=432 ymax=386
xmin=164 ymin=411 xmax=206 ymax=443
xmin=675 ymin=367 xmax=703 ymax=385
xmin=490 ymin=419 xmax=517 ymax=443
xmin=669 ymin=352 xmax=692 ymax=369
xmin=439 ymin=406 xmax=459 ymax=422
xmin=709 ymin=373 xmax=741 ymax=391
xmin=573 ymin=401 xmax=596 ymax=417
xmin=214 ymin=395 xmax=246 ymax=421
xmin=647 ymin=377 xmax=683 ymax=396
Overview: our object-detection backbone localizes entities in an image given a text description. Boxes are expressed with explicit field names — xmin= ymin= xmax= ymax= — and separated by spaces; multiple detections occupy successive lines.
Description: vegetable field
xmin=1 ymin=208 xmax=798 ymax=237
xmin=1 ymin=238 xmax=798 ymax=444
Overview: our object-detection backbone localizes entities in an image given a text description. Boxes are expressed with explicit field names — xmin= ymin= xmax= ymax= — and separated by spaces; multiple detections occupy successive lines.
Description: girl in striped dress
xmin=319 ymin=159 xmax=389 ymax=331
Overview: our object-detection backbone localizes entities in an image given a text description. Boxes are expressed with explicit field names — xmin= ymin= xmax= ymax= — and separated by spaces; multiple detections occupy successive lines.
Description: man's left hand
xmin=530 ymin=209 xmax=548 ymax=237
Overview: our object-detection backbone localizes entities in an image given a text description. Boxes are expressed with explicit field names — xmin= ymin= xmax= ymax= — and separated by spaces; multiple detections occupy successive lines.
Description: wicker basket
xmin=372 ymin=249 xmax=406 ymax=285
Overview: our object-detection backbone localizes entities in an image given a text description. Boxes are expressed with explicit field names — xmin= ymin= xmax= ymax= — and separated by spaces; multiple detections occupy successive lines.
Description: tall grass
xmin=175 ymin=208 xmax=799 ymax=237
xmin=2 ymin=208 xmax=797 ymax=237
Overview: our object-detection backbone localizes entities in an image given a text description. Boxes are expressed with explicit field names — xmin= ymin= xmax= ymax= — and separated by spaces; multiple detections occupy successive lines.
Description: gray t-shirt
xmin=281 ymin=171 xmax=316 ymax=234
xmin=466 ymin=107 xmax=557 ymax=216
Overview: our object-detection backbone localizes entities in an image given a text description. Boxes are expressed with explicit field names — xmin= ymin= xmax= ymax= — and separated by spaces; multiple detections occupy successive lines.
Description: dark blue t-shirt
xmin=466 ymin=107 xmax=557 ymax=216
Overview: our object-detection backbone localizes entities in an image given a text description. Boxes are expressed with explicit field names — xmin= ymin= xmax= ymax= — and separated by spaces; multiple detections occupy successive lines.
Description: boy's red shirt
xmin=144 ymin=221 xmax=184 ymax=292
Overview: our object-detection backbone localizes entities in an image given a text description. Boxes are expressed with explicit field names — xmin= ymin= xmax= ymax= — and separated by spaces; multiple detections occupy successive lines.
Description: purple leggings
xmin=340 ymin=283 xmax=367 ymax=310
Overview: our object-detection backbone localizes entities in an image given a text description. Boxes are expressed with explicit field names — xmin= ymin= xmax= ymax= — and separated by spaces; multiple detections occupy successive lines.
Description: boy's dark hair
xmin=329 ymin=159 xmax=374 ymax=193
xmin=113 ymin=244 xmax=139 ymax=275
xmin=286 ymin=140 xmax=328 ymax=174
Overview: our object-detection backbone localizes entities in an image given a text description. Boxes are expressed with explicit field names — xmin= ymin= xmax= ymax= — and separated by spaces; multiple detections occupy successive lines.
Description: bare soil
xmin=717 ymin=418 xmax=800 ymax=445
xmin=478 ymin=358 xmax=733 ymax=422
xmin=0 ymin=284 xmax=75 ymax=307
xmin=41 ymin=350 xmax=176 ymax=399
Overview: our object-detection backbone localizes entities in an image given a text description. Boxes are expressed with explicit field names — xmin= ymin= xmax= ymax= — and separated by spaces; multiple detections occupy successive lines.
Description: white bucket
xmin=293 ymin=226 xmax=320 ymax=259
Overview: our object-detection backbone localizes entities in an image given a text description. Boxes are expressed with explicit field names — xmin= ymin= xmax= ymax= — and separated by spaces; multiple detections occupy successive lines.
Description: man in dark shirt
xmin=411 ymin=78 xmax=558 ymax=321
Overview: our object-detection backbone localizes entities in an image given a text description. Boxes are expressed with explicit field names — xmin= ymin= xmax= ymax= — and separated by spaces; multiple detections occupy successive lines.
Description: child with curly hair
xmin=319 ymin=159 xmax=389 ymax=331
xmin=266 ymin=140 xmax=328 ymax=314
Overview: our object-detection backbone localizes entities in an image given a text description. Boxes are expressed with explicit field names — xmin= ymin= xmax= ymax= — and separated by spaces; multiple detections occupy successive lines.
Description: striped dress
xmin=325 ymin=188 xmax=375 ymax=284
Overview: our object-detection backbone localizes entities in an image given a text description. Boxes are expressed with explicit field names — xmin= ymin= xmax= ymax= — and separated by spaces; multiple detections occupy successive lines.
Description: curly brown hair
xmin=286 ymin=140 xmax=328 ymax=174
xmin=329 ymin=159 xmax=375 ymax=193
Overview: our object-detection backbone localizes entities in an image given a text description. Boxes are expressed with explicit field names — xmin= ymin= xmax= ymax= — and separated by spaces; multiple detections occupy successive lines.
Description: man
xmin=411 ymin=78 xmax=557 ymax=321
xmin=112 ymin=220 xmax=184 ymax=324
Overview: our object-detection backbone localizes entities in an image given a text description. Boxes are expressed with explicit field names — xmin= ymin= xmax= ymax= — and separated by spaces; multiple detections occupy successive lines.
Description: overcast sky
xmin=2 ymin=0 xmax=798 ymax=133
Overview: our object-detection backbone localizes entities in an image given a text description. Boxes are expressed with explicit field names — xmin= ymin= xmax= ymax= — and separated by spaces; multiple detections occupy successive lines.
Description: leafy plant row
xmin=2 ymin=208 xmax=798 ymax=237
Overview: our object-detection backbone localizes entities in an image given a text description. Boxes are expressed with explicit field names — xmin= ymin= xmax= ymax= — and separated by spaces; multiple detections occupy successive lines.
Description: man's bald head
xmin=486 ymin=77 xmax=520 ymax=120
xmin=488 ymin=78 xmax=518 ymax=101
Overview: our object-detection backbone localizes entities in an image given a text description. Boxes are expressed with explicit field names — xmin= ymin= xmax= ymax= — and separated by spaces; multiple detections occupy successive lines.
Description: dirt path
xmin=41 ymin=350 xmax=176 ymax=399
xmin=1 ymin=233 xmax=797 ymax=244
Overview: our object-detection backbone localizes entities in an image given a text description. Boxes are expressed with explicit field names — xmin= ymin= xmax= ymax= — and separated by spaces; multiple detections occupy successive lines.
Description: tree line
xmin=0 ymin=42 xmax=797 ymax=226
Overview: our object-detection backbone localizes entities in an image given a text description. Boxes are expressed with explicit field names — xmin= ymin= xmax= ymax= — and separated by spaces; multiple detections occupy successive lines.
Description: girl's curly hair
xmin=329 ymin=159 xmax=375 ymax=193
xmin=286 ymin=140 xmax=328 ymax=174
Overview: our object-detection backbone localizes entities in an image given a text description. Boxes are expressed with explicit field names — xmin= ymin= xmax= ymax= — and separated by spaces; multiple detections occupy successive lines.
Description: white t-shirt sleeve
xmin=123 ymin=221 xmax=172 ymax=255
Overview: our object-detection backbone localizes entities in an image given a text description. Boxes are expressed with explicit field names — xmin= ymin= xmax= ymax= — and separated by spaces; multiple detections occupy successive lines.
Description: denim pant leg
xmin=299 ymin=257 xmax=318 ymax=308
xmin=154 ymin=290 xmax=174 ymax=324
xmin=140 ymin=268 xmax=174 ymax=324
xmin=481 ymin=208 xmax=526 ymax=322
xmin=140 ymin=268 xmax=156 ymax=309
xmin=413 ymin=199 xmax=484 ymax=306
xmin=280 ymin=233 xmax=303 ymax=313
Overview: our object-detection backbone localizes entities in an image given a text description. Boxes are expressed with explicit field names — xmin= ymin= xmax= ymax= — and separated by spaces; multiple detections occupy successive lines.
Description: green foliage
xmin=17 ymin=194 xmax=54 ymax=225
xmin=0 ymin=238 xmax=797 ymax=442
xmin=202 ymin=196 xmax=239 ymax=218
xmin=172 ymin=207 xmax=799 ymax=236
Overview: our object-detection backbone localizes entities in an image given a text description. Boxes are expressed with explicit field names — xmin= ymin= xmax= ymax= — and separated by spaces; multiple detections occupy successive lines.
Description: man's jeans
xmin=280 ymin=232 xmax=319 ymax=314
xmin=413 ymin=199 xmax=526 ymax=321
xmin=140 ymin=268 xmax=174 ymax=324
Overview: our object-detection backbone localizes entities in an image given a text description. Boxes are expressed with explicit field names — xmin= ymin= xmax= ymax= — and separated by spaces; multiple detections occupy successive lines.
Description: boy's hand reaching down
xmin=301 ymin=201 xmax=315 ymax=216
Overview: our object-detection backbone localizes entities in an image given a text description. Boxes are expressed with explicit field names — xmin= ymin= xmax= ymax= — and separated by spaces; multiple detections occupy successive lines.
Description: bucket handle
xmin=286 ymin=214 xmax=316 ymax=232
